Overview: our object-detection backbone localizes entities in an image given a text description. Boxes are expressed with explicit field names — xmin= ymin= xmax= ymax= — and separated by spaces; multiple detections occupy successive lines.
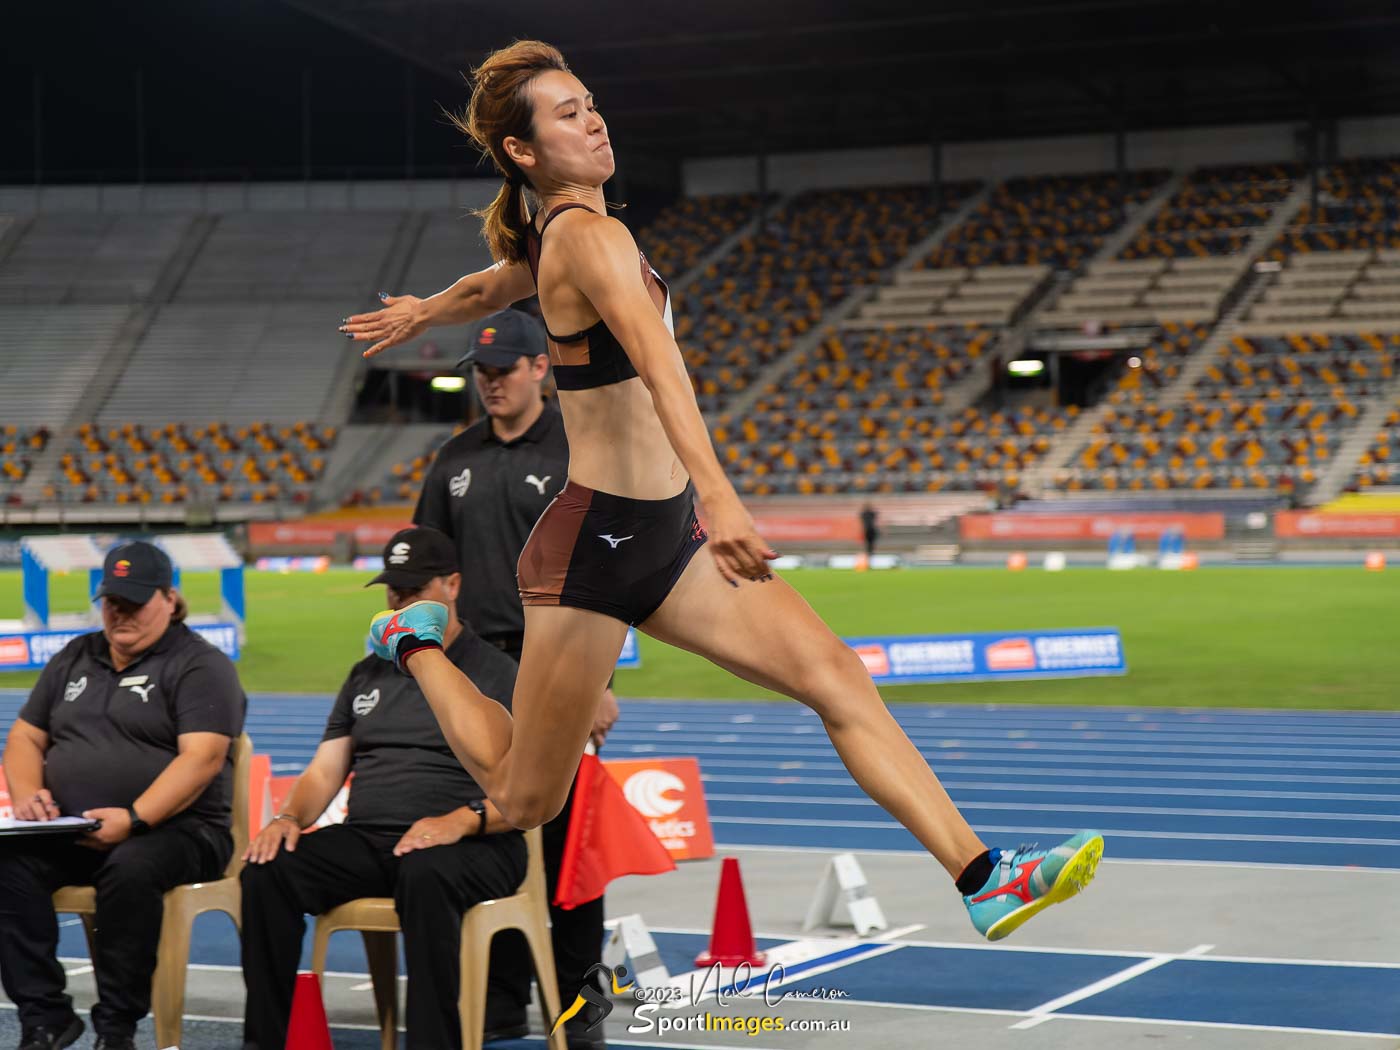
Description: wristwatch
xmin=467 ymin=799 xmax=487 ymax=837
xmin=127 ymin=805 xmax=150 ymax=836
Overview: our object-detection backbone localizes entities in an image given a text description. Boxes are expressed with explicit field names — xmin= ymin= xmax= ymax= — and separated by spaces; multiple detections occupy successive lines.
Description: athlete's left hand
xmin=591 ymin=688 xmax=620 ymax=750
xmin=706 ymin=496 xmax=777 ymax=586
xmin=393 ymin=813 xmax=469 ymax=856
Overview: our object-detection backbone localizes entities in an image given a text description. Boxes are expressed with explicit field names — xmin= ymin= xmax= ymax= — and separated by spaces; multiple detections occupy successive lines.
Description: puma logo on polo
xmin=525 ymin=474 xmax=551 ymax=495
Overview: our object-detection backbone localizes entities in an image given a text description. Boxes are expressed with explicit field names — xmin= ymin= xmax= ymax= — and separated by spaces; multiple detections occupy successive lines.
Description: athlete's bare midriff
xmin=532 ymin=212 xmax=690 ymax=501
xmin=554 ymin=380 xmax=691 ymax=500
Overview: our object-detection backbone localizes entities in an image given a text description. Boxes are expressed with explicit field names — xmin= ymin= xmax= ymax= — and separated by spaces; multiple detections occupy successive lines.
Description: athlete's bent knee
xmin=793 ymin=640 xmax=870 ymax=724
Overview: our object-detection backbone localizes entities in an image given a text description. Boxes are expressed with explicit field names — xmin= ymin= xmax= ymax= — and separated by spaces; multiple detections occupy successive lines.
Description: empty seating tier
xmin=46 ymin=422 xmax=337 ymax=504
xmin=678 ymin=183 xmax=980 ymax=415
xmin=918 ymin=170 xmax=1168 ymax=271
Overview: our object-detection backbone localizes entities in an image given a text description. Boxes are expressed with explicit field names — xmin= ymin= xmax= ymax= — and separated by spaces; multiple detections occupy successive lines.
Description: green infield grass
xmin=1 ymin=566 xmax=1395 ymax=710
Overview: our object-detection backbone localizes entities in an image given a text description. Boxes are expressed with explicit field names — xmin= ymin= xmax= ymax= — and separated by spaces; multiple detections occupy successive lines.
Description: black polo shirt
xmin=323 ymin=626 xmax=517 ymax=832
xmin=413 ymin=402 xmax=569 ymax=639
xmin=17 ymin=623 xmax=247 ymax=826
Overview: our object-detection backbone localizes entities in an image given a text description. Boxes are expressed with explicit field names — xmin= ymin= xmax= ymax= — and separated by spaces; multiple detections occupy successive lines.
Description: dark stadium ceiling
xmin=4 ymin=0 xmax=1400 ymax=188
xmin=280 ymin=0 xmax=1400 ymax=155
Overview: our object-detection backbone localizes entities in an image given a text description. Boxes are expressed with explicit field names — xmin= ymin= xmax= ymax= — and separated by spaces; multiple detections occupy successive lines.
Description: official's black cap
xmin=366 ymin=526 xmax=460 ymax=589
xmin=94 ymin=541 xmax=174 ymax=606
xmin=455 ymin=309 xmax=548 ymax=370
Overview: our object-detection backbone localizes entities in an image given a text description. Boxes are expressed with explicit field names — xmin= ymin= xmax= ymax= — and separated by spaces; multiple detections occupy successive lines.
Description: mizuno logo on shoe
xmin=970 ymin=856 xmax=1044 ymax=906
xmin=381 ymin=615 xmax=415 ymax=642
xmin=598 ymin=534 xmax=634 ymax=548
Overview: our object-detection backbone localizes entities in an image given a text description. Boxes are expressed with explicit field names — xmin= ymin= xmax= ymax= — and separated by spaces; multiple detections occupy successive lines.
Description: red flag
xmin=554 ymin=753 xmax=676 ymax=909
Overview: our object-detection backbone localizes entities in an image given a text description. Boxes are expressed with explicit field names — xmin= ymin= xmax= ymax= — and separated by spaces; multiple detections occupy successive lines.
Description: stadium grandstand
xmin=6 ymin=4 xmax=1400 ymax=1049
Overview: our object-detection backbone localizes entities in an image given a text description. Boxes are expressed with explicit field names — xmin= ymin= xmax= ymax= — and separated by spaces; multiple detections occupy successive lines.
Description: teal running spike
xmin=964 ymin=831 xmax=1104 ymax=941
xmin=369 ymin=600 xmax=449 ymax=673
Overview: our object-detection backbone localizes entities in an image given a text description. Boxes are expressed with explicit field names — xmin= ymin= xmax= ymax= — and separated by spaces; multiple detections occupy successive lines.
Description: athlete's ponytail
xmin=451 ymin=40 xmax=571 ymax=265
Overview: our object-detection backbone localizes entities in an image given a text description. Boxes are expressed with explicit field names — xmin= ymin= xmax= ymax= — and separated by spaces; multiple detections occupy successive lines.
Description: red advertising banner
xmin=694 ymin=508 xmax=862 ymax=543
xmin=603 ymin=757 xmax=715 ymax=861
xmin=746 ymin=514 xmax=863 ymax=543
xmin=249 ymin=520 xmax=410 ymax=546
xmin=960 ymin=512 xmax=1225 ymax=542
xmin=1275 ymin=512 xmax=1400 ymax=538
xmin=0 ymin=769 xmax=10 ymax=819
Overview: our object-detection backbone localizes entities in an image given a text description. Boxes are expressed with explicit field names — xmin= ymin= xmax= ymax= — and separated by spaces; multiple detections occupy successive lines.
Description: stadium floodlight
xmin=1007 ymin=359 xmax=1045 ymax=377
xmin=431 ymin=376 xmax=468 ymax=392
xmin=1128 ymin=356 xmax=1143 ymax=368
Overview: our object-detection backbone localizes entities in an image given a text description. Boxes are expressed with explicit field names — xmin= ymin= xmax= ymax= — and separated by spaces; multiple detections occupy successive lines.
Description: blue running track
xmin=3 ymin=691 xmax=1397 ymax=1041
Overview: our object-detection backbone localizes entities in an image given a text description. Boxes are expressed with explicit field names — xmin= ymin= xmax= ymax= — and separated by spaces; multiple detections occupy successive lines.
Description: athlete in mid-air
xmin=343 ymin=39 xmax=1102 ymax=940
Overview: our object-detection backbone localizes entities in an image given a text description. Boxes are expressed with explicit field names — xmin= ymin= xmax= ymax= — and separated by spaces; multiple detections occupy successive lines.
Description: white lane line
xmin=1008 ymin=943 xmax=1214 ymax=1030
xmin=702 ymin=773 xmax=1400 ymax=802
xmin=1051 ymin=1010 xmax=1400 ymax=1041
xmin=810 ymin=997 xmax=1400 ymax=1040
xmin=611 ymin=743 xmax=1400 ymax=772
xmin=53 ymin=956 xmax=391 ymax=980
xmin=658 ymin=936 xmax=904 ymax=1010
xmin=690 ymin=758 xmax=1400 ymax=785
xmin=704 ymin=793 xmax=1400 ymax=823
xmin=14 ymin=953 xmax=1399 ymax=1040
xmin=607 ymin=731 xmax=1400 ymax=758
xmin=63 ymin=964 xmax=94 ymax=977
xmin=613 ymin=733 xmax=1400 ymax=750
xmin=637 ymin=925 xmax=1156 ymax=961
xmin=637 ymin=924 xmax=1400 ymax=970
xmin=874 ymin=923 xmax=925 ymax=940
xmin=712 ymin=841 xmax=1400 ymax=875
xmin=708 ymin=814 xmax=1400 ymax=847
xmin=618 ymin=733 xmax=1400 ymax=761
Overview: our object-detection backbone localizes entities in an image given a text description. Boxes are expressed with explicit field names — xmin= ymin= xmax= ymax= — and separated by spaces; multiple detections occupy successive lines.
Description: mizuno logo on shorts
xmin=598 ymin=534 xmax=634 ymax=549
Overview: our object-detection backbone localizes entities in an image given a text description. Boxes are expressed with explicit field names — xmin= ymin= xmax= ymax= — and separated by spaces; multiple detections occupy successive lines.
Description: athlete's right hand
xmin=341 ymin=292 xmax=427 ymax=358
xmin=243 ymin=817 xmax=301 ymax=865
xmin=706 ymin=496 xmax=778 ymax=586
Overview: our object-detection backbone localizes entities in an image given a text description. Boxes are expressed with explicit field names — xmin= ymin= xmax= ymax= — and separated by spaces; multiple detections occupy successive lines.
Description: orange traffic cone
xmin=285 ymin=971 xmax=334 ymax=1050
xmin=694 ymin=857 xmax=767 ymax=968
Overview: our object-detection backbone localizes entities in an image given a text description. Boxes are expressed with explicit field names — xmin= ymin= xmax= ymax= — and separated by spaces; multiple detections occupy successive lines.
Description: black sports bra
xmin=524 ymin=202 xmax=674 ymax=391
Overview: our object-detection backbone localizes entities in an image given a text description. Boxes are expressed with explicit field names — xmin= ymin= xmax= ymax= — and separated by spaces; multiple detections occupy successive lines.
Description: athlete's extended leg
xmin=375 ymin=602 xmax=626 ymax=828
xmin=639 ymin=558 xmax=985 ymax=878
xmin=640 ymin=558 xmax=1102 ymax=940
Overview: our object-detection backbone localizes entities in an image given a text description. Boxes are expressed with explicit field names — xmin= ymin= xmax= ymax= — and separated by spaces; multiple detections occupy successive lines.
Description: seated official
xmin=240 ymin=527 xmax=527 ymax=1050
xmin=0 ymin=542 xmax=246 ymax=1050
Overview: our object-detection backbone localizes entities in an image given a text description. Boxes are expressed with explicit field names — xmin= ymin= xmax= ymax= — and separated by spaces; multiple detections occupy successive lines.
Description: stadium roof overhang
xmin=281 ymin=0 xmax=1400 ymax=157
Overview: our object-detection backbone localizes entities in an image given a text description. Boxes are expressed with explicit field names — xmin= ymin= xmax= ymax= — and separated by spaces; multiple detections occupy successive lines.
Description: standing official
xmin=414 ymin=308 xmax=616 ymax=1049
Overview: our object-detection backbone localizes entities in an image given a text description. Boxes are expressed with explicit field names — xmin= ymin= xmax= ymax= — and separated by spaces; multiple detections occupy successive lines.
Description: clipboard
xmin=0 ymin=817 xmax=101 ymax=836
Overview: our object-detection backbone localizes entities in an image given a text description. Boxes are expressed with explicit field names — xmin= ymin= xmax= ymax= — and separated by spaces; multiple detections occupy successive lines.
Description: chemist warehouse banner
xmin=0 ymin=624 xmax=240 ymax=672
xmin=848 ymin=627 xmax=1126 ymax=684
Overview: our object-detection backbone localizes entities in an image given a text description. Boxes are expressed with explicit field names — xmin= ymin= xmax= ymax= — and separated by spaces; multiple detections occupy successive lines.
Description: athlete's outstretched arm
xmin=560 ymin=215 xmax=776 ymax=585
xmin=343 ymin=259 xmax=537 ymax=357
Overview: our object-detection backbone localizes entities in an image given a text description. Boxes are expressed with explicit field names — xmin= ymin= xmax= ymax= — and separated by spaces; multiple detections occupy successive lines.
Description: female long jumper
xmin=345 ymin=40 xmax=1101 ymax=941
